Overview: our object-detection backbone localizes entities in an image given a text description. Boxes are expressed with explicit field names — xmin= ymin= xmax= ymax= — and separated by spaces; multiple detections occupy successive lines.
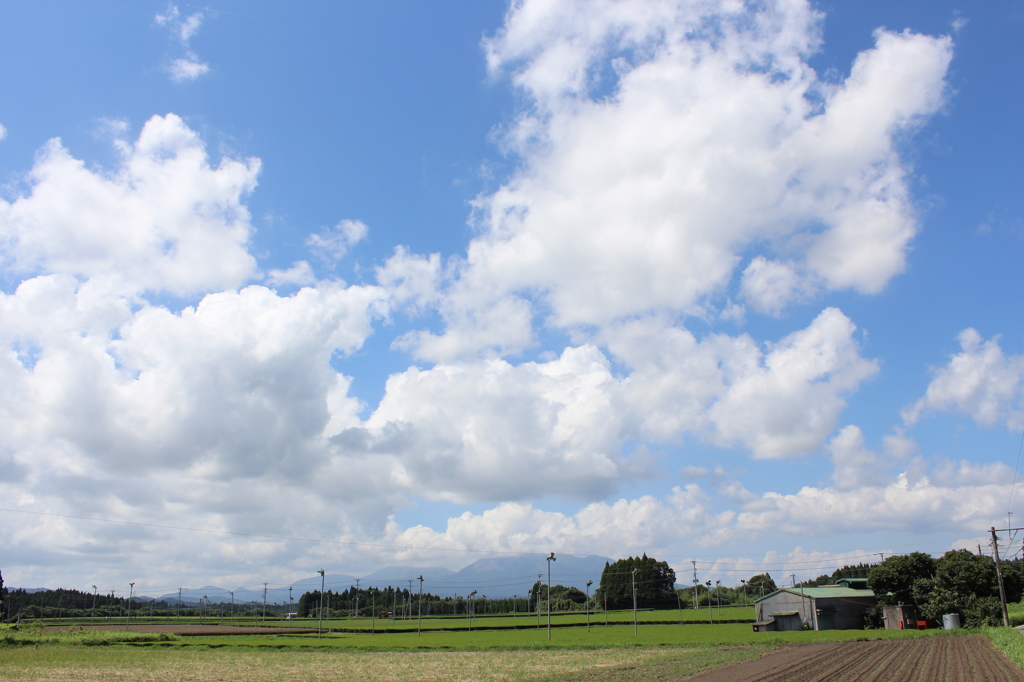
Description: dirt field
xmin=44 ymin=623 xmax=319 ymax=635
xmin=682 ymin=635 xmax=1024 ymax=682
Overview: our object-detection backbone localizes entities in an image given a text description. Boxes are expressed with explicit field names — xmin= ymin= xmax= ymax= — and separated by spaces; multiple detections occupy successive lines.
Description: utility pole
xmin=706 ymin=581 xmax=713 ymax=625
xmin=126 ymin=583 xmax=134 ymax=631
xmin=317 ymin=569 xmax=325 ymax=639
xmin=355 ymin=579 xmax=361 ymax=619
xmin=992 ymin=527 xmax=1011 ymax=627
xmin=586 ymin=580 xmax=592 ymax=631
xmin=263 ymin=583 xmax=268 ymax=622
xmin=792 ymin=574 xmax=809 ymax=628
xmin=229 ymin=591 xmax=234 ymax=623
xmin=691 ymin=561 xmax=699 ymax=610
xmin=537 ymin=574 xmax=542 ymax=629
xmin=177 ymin=588 xmax=182 ymax=620
xmin=407 ymin=579 xmax=413 ymax=621
xmin=631 ymin=568 xmax=638 ymax=635
xmin=417 ymin=575 xmax=424 ymax=637
xmin=468 ymin=590 xmax=477 ymax=630
xmin=91 ymin=585 xmax=98 ymax=626
xmin=547 ymin=553 xmax=556 ymax=640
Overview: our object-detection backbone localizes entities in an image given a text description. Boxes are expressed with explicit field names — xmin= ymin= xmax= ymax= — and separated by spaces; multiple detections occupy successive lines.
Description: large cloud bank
xmin=3 ymin=0 xmax=1006 ymax=589
xmin=397 ymin=0 xmax=952 ymax=360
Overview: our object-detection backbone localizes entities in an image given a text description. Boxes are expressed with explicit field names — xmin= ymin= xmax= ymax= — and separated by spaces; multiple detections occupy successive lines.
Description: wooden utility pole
xmin=991 ymin=527 xmax=1011 ymax=627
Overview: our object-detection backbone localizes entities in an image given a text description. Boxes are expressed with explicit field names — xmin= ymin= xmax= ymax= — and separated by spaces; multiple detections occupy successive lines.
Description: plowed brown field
xmin=682 ymin=635 xmax=1024 ymax=682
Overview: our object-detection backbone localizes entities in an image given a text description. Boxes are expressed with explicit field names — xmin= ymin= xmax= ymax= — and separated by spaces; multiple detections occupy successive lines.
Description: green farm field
xmin=19 ymin=604 xmax=757 ymax=632
xmin=164 ymin=621 xmax=963 ymax=650
xmin=255 ymin=605 xmax=756 ymax=632
xmin=0 ymin=616 xmax=989 ymax=682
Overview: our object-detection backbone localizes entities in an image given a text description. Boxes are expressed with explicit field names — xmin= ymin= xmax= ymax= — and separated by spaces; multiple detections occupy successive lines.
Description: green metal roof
xmin=782 ymin=586 xmax=875 ymax=598
xmin=755 ymin=585 xmax=876 ymax=602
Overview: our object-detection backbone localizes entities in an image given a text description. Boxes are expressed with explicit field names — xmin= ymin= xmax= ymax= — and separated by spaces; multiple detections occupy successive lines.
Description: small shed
xmin=882 ymin=604 xmax=922 ymax=630
xmin=753 ymin=580 xmax=876 ymax=631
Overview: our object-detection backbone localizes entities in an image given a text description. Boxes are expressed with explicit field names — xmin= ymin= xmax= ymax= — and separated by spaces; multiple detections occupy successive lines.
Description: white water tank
xmin=942 ymin=613 xmax=961 ymax=630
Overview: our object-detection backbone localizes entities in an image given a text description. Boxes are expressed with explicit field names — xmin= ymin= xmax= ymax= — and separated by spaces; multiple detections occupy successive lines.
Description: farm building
xmin=752 ymin=578 xmax=877 ymax=631
xmin=881 ymin=604 xmax=933 ymax=630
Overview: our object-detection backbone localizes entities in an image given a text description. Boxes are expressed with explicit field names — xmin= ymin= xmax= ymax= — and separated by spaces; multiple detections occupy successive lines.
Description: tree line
xmin=296 ymin=586 xmax=534 ymax=618
xmin=10 ymin=548 xmax=1014 ymax=628
xmin=866 ymin=549 xmax=1023 ymax=627
xmin=0 ymin=579 xmax=287 ymax=622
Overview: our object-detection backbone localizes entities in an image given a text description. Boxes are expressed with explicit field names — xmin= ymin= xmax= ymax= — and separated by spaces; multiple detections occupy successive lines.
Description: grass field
xmin=161 ymin=621 xmax=965 ymax=651
xmin=0 ymin=622 xmax=919 ymax=682
xmin=1009 ymin=601 xmax=1024 ymax=627
xmin=2 ymin=612 xmax=1021 ymax=681
xmin=0 ymin=644 xmax=776 ymax=682
xmin=18 ymin=605 xmax=757 ymax=632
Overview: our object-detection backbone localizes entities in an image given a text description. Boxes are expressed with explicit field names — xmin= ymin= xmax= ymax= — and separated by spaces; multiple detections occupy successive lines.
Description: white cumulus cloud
xmin=374 ymin=447 xmax=1012 ymax=567
xmin=0 ymin=1 xmax=973 ymax=589
xmin=609 ymin=308 xmax=878 ymax=459
xmin=267 ymin=261 xmax=317 ymax=287
xmin=0 ymin=114 xmax=259 ymax=297
xmin=307 ymin=219 xmax=368 ymax=263
xmin=903 ymin=328 xmax=1024 ymax=429
xmin=401 ymin=0 xmax=952 ymax=360
xmin=168 ymin=56 xmax=211 ymax=83
xmin=156 ymin=4 xmax=210 ymax=82
xmin=0 ymin=115 xmax=396 ymax=586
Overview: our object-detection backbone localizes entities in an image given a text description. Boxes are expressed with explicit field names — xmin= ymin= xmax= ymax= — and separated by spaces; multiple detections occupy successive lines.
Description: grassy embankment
xmin=984 ymin=601 xmax=1024 ymax=667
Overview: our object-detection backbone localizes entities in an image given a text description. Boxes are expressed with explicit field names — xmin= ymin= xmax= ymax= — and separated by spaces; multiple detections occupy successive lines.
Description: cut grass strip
xmin=0 ymin=644 xmax=769 ymax=682
xmin=0 ymin=627 xmax=179 ymax=647
xmin=166 ymin=622 xmax=964 ymax=652
xmin=984 ymin=627 xmax=1024 ymax=670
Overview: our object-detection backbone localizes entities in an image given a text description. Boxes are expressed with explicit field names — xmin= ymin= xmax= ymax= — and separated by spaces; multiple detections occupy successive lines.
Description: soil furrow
xmin=679 ymin=634 xmax=1024 ymax=682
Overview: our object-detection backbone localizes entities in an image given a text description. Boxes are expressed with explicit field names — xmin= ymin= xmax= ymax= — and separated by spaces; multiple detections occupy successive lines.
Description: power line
xmin=1008 ymin=429 xmax=1024 ymax=544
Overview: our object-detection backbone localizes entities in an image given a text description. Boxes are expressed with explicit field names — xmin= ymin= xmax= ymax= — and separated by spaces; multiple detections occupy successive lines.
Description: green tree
xmin=596 ymin=555 xmax=676 ymax=610
xmin=917 ymin=549 xmax=1023 ymax=627
xmin=746 ymin=573 xmax=776 ymax=598
xmin=867 ymin=552 xmax=936 ymax=606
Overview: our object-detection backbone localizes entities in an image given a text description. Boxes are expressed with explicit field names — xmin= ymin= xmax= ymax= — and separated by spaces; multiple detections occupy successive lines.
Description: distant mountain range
xmin=144 ymin=554 xmax=614 ymax=604
xmin=11 ymin=555 xmax=624 ymax=605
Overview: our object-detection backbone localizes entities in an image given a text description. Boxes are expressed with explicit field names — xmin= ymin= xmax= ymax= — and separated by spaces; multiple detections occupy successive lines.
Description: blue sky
xmin=2 ymin=0 xmax=1024 ymax=596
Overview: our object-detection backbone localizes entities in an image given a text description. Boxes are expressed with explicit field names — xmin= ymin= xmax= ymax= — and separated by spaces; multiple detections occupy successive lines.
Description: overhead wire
xmin=1008 ymin=428 xmax=1024 ymax=545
